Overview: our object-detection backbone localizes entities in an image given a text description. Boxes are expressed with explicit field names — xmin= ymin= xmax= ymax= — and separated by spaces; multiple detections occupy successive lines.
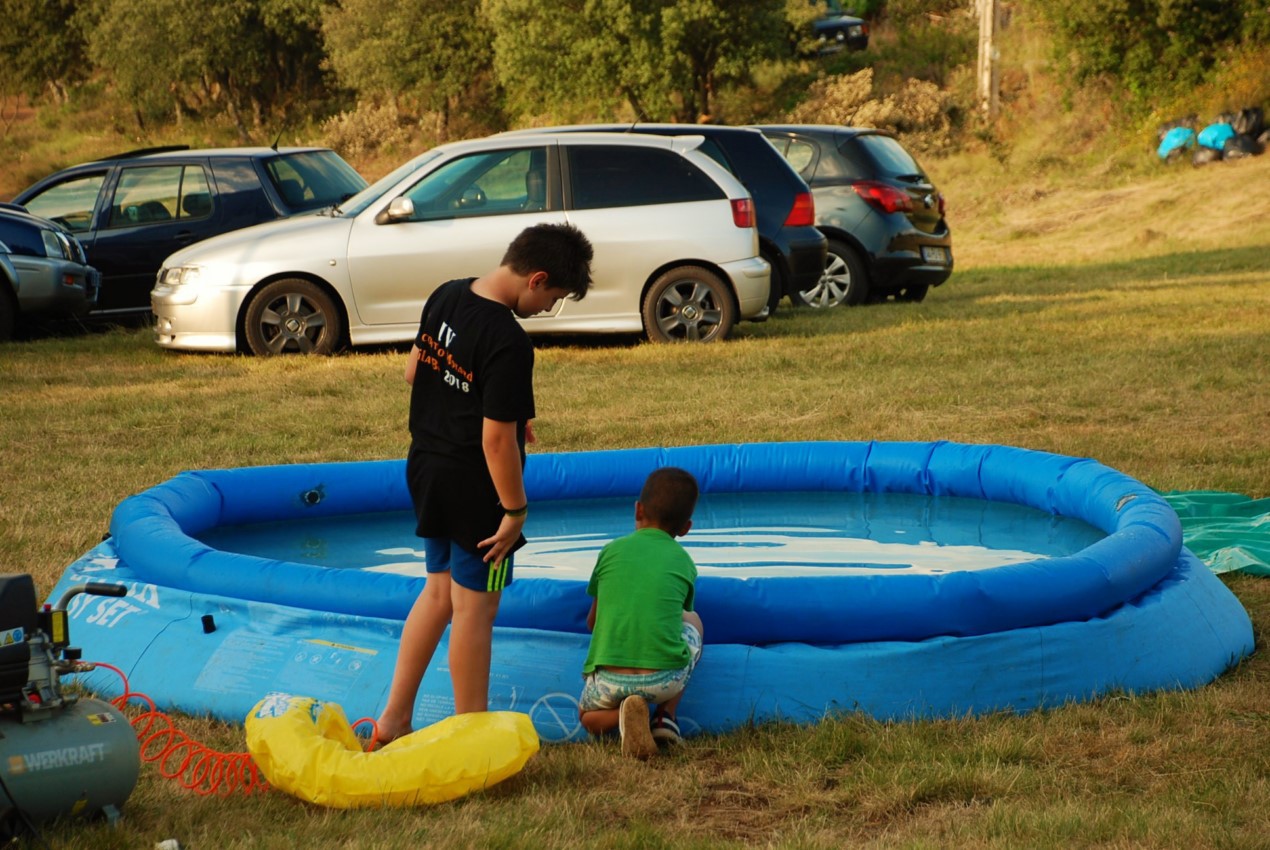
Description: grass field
xmin=2 ymin=149 xmax=1268 ymax=849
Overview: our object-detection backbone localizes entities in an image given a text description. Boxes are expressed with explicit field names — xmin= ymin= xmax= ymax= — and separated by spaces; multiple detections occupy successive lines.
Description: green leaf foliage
xmin=0 ymin=0 xmax=91 ymax=100
xmin=321 ymin=0 xmax=493 ymax=120
xmin=1033 ymin=0 xmax=1263 ymax=104
xmin=81 ymin=0 xmax=329 ymax=130
xmin=483 ymin=0 xmax=788 ymax=124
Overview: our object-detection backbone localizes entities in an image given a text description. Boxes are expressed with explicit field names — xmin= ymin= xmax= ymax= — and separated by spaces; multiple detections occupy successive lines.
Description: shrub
xmin=319 ymin=101 xmax=424 ymax=163
xmin=787 ymin=68 xmax=955 ymax=155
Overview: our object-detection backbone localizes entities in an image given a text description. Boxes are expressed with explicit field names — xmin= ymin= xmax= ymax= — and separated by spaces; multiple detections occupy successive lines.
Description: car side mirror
xmin=374 ymin=196 xmax=415 ymax=225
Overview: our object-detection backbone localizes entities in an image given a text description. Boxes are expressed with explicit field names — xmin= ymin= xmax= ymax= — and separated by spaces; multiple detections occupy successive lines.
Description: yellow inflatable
xmin=244 ymin=693 xmax=539 ymax=808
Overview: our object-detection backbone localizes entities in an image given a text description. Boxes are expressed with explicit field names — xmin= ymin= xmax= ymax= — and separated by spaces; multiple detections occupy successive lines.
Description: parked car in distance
xmin=0 ymin=203 xmax=100 ymax=341
xmin=500 ymin=124 xmax=825 ymax=313
xmin=812 ymin=1 xmax=870 ymax=53
xmin=152 ymin=132 xmax=770 ymax=354
xmin=13 ymin=145 xmax=367 ymax=314
xmin=755 ymin=125 xmax=952 ymax=307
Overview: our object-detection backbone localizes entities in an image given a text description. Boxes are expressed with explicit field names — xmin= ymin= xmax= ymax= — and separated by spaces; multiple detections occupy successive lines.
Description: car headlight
xmin=160 ymin=265 xmax=202 ymax=287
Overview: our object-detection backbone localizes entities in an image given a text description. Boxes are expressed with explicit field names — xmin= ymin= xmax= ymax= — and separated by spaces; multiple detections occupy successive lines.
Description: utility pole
xmin=977 ymin=0 xmax=1000 ymax=120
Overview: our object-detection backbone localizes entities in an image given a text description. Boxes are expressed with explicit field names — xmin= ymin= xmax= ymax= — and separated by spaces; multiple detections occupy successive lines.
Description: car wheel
xmin=243 ymin=278 xmax=343 ymax=355
xmin=642 ymin=266 xmax=736 ymax=343
xmin=896 ymin=284 xmax=929 ymax=303
xmin=793 ymin=238 xmax=867 ymax=308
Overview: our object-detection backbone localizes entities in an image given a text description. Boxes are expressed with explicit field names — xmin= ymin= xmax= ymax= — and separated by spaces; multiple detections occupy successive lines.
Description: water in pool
xmin=195 ymin=491 xmax=1106 ymax=580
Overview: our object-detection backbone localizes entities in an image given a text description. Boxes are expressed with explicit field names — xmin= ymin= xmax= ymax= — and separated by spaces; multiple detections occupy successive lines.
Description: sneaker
xmin=618 ymin=695 xmax=656 ymax=760
xmin=651 ymin=715 xmax=682 ymax=746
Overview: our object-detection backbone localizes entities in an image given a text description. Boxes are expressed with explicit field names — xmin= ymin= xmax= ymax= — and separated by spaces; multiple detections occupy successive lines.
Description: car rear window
xmin=779 ymin=138 xmax=817 ymax=179
xmin=566 ymin=146 xmax=725 ymax=210
xmin=852 ymin=135 xmax=925 ymax=180
xmin=265 ymin=151 xmax=367 ymax=212
xmin=696 ymin=139 xmax=734 ymax=174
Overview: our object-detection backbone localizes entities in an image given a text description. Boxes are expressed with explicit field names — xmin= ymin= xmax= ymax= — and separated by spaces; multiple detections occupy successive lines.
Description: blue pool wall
xmin=108 ymin=441 xmax=1184 ymax=644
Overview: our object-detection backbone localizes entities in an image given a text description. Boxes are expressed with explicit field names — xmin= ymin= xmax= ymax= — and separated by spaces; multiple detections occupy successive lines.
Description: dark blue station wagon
xmin=13 ymin=146 xmax=366 ymax=313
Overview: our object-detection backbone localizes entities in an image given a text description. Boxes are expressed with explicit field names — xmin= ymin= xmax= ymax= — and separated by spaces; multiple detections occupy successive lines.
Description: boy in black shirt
xmin=376 ymin=223 xmax=593 ymax=743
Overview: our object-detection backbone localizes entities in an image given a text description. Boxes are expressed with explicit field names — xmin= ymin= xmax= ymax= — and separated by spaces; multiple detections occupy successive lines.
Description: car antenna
xmin=271 ymin=129 xmax=283 ymax=151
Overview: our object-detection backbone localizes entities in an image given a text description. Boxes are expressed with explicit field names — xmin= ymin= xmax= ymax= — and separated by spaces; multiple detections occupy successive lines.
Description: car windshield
xmin=339 ymin=150 xmax=444 ymax=217
xmin=264 ymin=150 xmax=368 ymax=213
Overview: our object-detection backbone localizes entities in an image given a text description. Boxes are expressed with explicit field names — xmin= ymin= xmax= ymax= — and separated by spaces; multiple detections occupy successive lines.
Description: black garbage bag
xmin=1192 ymin=145 xmax=1223 ymax=166
xmin=1233 ymin=107 xmax=1265 ymax=138
xmin=1223 ymin=133 xmax=1263 ymax=160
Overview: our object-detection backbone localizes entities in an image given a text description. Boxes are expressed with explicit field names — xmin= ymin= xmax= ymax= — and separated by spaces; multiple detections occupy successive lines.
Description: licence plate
xmin=921 ymin=246 xmax=948 ymax=265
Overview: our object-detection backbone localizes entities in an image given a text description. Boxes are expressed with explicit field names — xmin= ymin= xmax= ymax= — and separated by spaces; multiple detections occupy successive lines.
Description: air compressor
xmin=0 ymin=573 xmax=140 ymax=837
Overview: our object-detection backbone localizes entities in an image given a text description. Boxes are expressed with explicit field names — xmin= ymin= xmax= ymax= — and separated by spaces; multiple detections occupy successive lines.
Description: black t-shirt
xmin=406 ymin=278 xmax=535 ymax=555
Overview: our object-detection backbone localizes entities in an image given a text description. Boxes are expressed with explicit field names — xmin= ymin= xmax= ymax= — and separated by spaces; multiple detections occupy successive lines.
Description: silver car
xmin=0 ymin=205 xmax=100 ymax=341
xmin=152 ymin=132 xmax=771 ymax=354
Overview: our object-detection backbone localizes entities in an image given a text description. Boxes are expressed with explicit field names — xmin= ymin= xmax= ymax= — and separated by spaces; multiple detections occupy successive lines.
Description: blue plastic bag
xmin=1197 ymin=123 xmax=1236 ymax=151
xmin=1157 ymin=126 xmax=1196 ymax=160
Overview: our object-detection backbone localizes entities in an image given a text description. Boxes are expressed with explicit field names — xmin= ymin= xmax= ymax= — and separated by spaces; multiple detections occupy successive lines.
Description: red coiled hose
xmin=93 ymin=662 xmax=270 ymax=796
xmin=91 ymin=663 xmax=382 ymax=795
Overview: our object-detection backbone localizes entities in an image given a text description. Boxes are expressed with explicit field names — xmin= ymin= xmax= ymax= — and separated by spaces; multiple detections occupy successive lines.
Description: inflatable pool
xmin=52 ymin=441 xmax=1254 ymax=742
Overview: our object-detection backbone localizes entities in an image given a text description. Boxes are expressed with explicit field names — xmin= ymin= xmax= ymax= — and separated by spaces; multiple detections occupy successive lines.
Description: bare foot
xmin=371 ymin=717 xmax=412 ymax=749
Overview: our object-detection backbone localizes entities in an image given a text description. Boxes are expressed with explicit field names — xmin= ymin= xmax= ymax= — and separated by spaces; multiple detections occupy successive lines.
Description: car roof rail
xmin=105 ymin=145 xmax=192 ymax=160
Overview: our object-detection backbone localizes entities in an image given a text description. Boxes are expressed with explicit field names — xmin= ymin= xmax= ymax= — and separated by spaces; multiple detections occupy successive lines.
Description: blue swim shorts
xmin=422 ymin=537 xmax=513 ymax=592
xmin=578 ymin=622 xmax=703 ymax=711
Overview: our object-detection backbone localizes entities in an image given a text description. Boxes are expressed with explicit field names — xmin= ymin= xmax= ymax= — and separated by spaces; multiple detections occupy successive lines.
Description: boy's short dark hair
xmin=501 ymin=223 xmax=594 ymax=300
xmin=639 ymin=467 xmax=699 ymax=530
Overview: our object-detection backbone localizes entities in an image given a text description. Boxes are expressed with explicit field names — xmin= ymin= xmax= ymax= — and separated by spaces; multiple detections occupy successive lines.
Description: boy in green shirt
xmin=578 ymin=467 xmax=705 ymax=759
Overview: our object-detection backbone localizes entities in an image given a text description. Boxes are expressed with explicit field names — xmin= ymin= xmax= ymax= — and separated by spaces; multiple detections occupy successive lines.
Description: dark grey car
xmin=757 ymin=125 xmax=952 ymax=307
xmin=13 ymin=146 xmax=366 ymax=313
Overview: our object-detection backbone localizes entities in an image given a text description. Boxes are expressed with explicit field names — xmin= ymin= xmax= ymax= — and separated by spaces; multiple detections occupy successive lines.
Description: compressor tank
xmin=0 ymin=697 xmax=140 ymax=824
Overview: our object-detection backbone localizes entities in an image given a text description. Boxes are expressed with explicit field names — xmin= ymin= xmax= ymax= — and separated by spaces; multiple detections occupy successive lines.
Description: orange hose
xmin=93 ymin=662 xmax=270 ymax=796
xmin=351 ymin=717 xmax=381 ymax=751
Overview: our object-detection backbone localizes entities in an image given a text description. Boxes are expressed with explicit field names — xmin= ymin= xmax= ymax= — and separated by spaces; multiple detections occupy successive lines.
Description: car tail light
xmin=785 ymin=191 xmax=815 ymax=227
xmin=730 ymin=198 xmax=755 ymax=228
xmin=937 ymin=192 xmax=946 ymax=217
xmin=852 ymin=181 xmax=913 ymax=214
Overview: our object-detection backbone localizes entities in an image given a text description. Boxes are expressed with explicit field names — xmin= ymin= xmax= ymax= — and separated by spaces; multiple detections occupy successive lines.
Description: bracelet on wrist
xmin=504 ymin=503 xmax=528 ymax=518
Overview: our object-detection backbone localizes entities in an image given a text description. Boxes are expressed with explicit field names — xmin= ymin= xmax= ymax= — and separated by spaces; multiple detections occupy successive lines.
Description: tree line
xmin=1 ymin=0 xmax=830 ymax=137
xmin=1 ymin=0 xmax=1265 ymax=144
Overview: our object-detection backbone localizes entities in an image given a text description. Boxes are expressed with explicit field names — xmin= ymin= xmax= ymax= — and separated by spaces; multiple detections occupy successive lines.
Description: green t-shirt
xmin=582 ymin=527 xmax=697 ymax=674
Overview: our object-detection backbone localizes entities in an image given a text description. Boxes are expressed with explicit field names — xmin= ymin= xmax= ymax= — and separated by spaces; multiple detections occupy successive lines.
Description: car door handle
xmin=174 ymin=230 xmax=197 ymax=244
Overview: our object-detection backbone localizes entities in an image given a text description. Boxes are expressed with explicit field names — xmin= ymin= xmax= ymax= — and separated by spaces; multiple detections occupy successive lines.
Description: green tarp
xmin=1162 ymin=491 xmax=1270 ymax=576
